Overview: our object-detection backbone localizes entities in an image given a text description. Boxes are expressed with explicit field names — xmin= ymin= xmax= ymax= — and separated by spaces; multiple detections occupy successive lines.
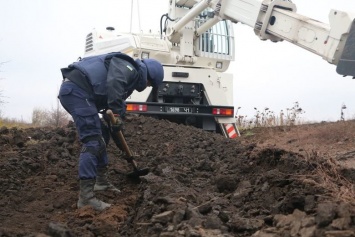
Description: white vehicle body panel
xmin=83 ymin=0 xmax=355 ymax=138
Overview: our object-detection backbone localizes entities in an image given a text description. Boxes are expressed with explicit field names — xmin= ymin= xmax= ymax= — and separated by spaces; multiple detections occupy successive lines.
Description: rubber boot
xmin=94 ymin=167 xmax=121 ymax=193
xmin=77 ymin=179 xmax=111 ymax=211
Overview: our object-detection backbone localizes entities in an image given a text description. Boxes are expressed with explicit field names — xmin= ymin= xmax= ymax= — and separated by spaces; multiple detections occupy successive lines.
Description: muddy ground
xmin=0 ymin=115 xmax=354 ymax=237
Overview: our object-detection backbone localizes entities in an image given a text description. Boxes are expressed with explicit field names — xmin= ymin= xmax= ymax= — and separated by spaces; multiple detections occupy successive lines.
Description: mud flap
xmin=221 ymin=123 xmax=240 ymax=138
xmin=336 ymin=19 xmax=355 ymax=77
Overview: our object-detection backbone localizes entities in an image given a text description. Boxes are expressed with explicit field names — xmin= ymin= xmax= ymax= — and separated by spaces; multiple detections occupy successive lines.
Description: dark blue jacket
xmin=68 ymin=52 xmax=148 ymax=116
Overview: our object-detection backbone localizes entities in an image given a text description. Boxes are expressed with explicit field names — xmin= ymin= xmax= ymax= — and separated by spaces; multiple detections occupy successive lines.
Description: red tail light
xmin=212 ymin=108 xmax=234 ymax=116
xmin=126 ymin=104 xmax=147 ymax=112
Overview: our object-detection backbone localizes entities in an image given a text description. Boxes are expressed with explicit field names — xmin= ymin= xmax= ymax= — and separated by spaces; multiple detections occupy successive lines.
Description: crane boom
xmin=169 ymin=0 xmax=355 ymax=77
xmin=218 ymin=0 xmax=355 ymax=76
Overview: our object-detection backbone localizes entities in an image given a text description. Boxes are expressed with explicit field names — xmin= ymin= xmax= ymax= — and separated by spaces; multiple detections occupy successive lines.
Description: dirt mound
xmin=0 ymin=117 xmax=354 ymax=237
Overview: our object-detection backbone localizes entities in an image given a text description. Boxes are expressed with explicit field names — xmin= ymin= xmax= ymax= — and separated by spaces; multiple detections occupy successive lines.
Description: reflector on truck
xmin=223 ymin=123 xmax=240 ymax=139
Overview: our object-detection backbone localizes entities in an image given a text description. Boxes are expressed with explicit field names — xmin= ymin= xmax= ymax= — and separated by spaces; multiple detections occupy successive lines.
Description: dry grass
xmin=300 ymin=150 xmax=355 ymax=204
xmin=0 ymin=118 xmax=32 ymax=129
xmin=308 ymin=120 xmax=355 ymax=144
xmin=237 ymin=102 xmax=306 ymax=129
xmin=240 ymin=118 xmax=355 ymax=204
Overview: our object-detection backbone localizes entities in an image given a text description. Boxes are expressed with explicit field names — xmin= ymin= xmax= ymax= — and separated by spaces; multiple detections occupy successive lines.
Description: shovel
xmin=106 ymin=110 xmax=150 ymax=178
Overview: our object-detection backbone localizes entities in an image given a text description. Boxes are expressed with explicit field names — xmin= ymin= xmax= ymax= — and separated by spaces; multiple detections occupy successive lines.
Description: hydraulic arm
xmin=168 ymin=0 xmax=355 ymax=77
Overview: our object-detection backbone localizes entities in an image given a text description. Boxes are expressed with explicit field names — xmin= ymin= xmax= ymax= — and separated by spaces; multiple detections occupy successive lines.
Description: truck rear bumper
xmin=126 ymin=102 xmax=235 ymax=118
xmin=126 ymin=102 xmax=240 ymax=139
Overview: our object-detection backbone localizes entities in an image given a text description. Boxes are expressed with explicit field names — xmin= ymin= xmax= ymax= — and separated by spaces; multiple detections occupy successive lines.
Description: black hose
xmin=160 ymin=13 xmax=177 ymax=39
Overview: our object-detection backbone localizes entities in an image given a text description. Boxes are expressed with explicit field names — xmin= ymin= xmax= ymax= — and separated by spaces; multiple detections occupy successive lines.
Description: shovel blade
xmin=127 ymin=167 xmax=150 ymax=178
xmin=127 ymin=168 xmax=150 ymax=178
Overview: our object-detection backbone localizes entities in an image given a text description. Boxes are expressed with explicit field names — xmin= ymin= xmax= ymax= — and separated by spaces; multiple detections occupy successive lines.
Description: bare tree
xmin=32 ymin=100 xmax=70 ymax=127
xmin=32 ymin=107 xmax=49 ymax=126
xmin=48 ymin=99 xmax=71 ymax=127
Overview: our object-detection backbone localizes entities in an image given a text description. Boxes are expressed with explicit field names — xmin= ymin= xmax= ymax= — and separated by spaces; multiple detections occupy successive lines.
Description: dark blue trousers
xmin=58 ymin=81 xmax=108 ymax=179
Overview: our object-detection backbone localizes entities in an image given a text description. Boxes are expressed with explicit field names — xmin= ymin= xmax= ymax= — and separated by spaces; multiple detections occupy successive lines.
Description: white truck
xmin=83 ymin=0 xmax=355 ymax=138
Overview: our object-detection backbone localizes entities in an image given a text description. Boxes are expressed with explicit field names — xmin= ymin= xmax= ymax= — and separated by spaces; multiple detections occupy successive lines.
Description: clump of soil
xmin=0 ymin=117 xmax=354 ymax=237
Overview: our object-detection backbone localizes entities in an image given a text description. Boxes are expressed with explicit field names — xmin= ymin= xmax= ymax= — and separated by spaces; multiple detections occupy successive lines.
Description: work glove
xmin=111 ymin=114 xmax=124 ymax=132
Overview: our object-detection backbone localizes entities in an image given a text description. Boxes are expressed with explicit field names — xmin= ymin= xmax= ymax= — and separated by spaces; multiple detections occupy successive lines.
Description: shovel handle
xmin=106 ymin=110 xmax=149 ymax=177
xmin=106 ymin=110 xmax=133 ymax=157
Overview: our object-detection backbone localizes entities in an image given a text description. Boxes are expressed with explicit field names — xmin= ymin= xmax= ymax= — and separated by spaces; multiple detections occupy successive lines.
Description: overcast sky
xmin=0 ymin=0 xmax=354 ymax=123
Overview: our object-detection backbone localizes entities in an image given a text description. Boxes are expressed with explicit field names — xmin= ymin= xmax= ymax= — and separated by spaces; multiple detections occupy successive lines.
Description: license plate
xmin=166 ymin=106 xmax=192 ymax=113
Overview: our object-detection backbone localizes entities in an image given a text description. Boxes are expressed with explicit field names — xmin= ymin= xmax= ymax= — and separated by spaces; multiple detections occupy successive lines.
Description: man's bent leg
xmin=58 ymin=83 xmax=111 ymax=210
